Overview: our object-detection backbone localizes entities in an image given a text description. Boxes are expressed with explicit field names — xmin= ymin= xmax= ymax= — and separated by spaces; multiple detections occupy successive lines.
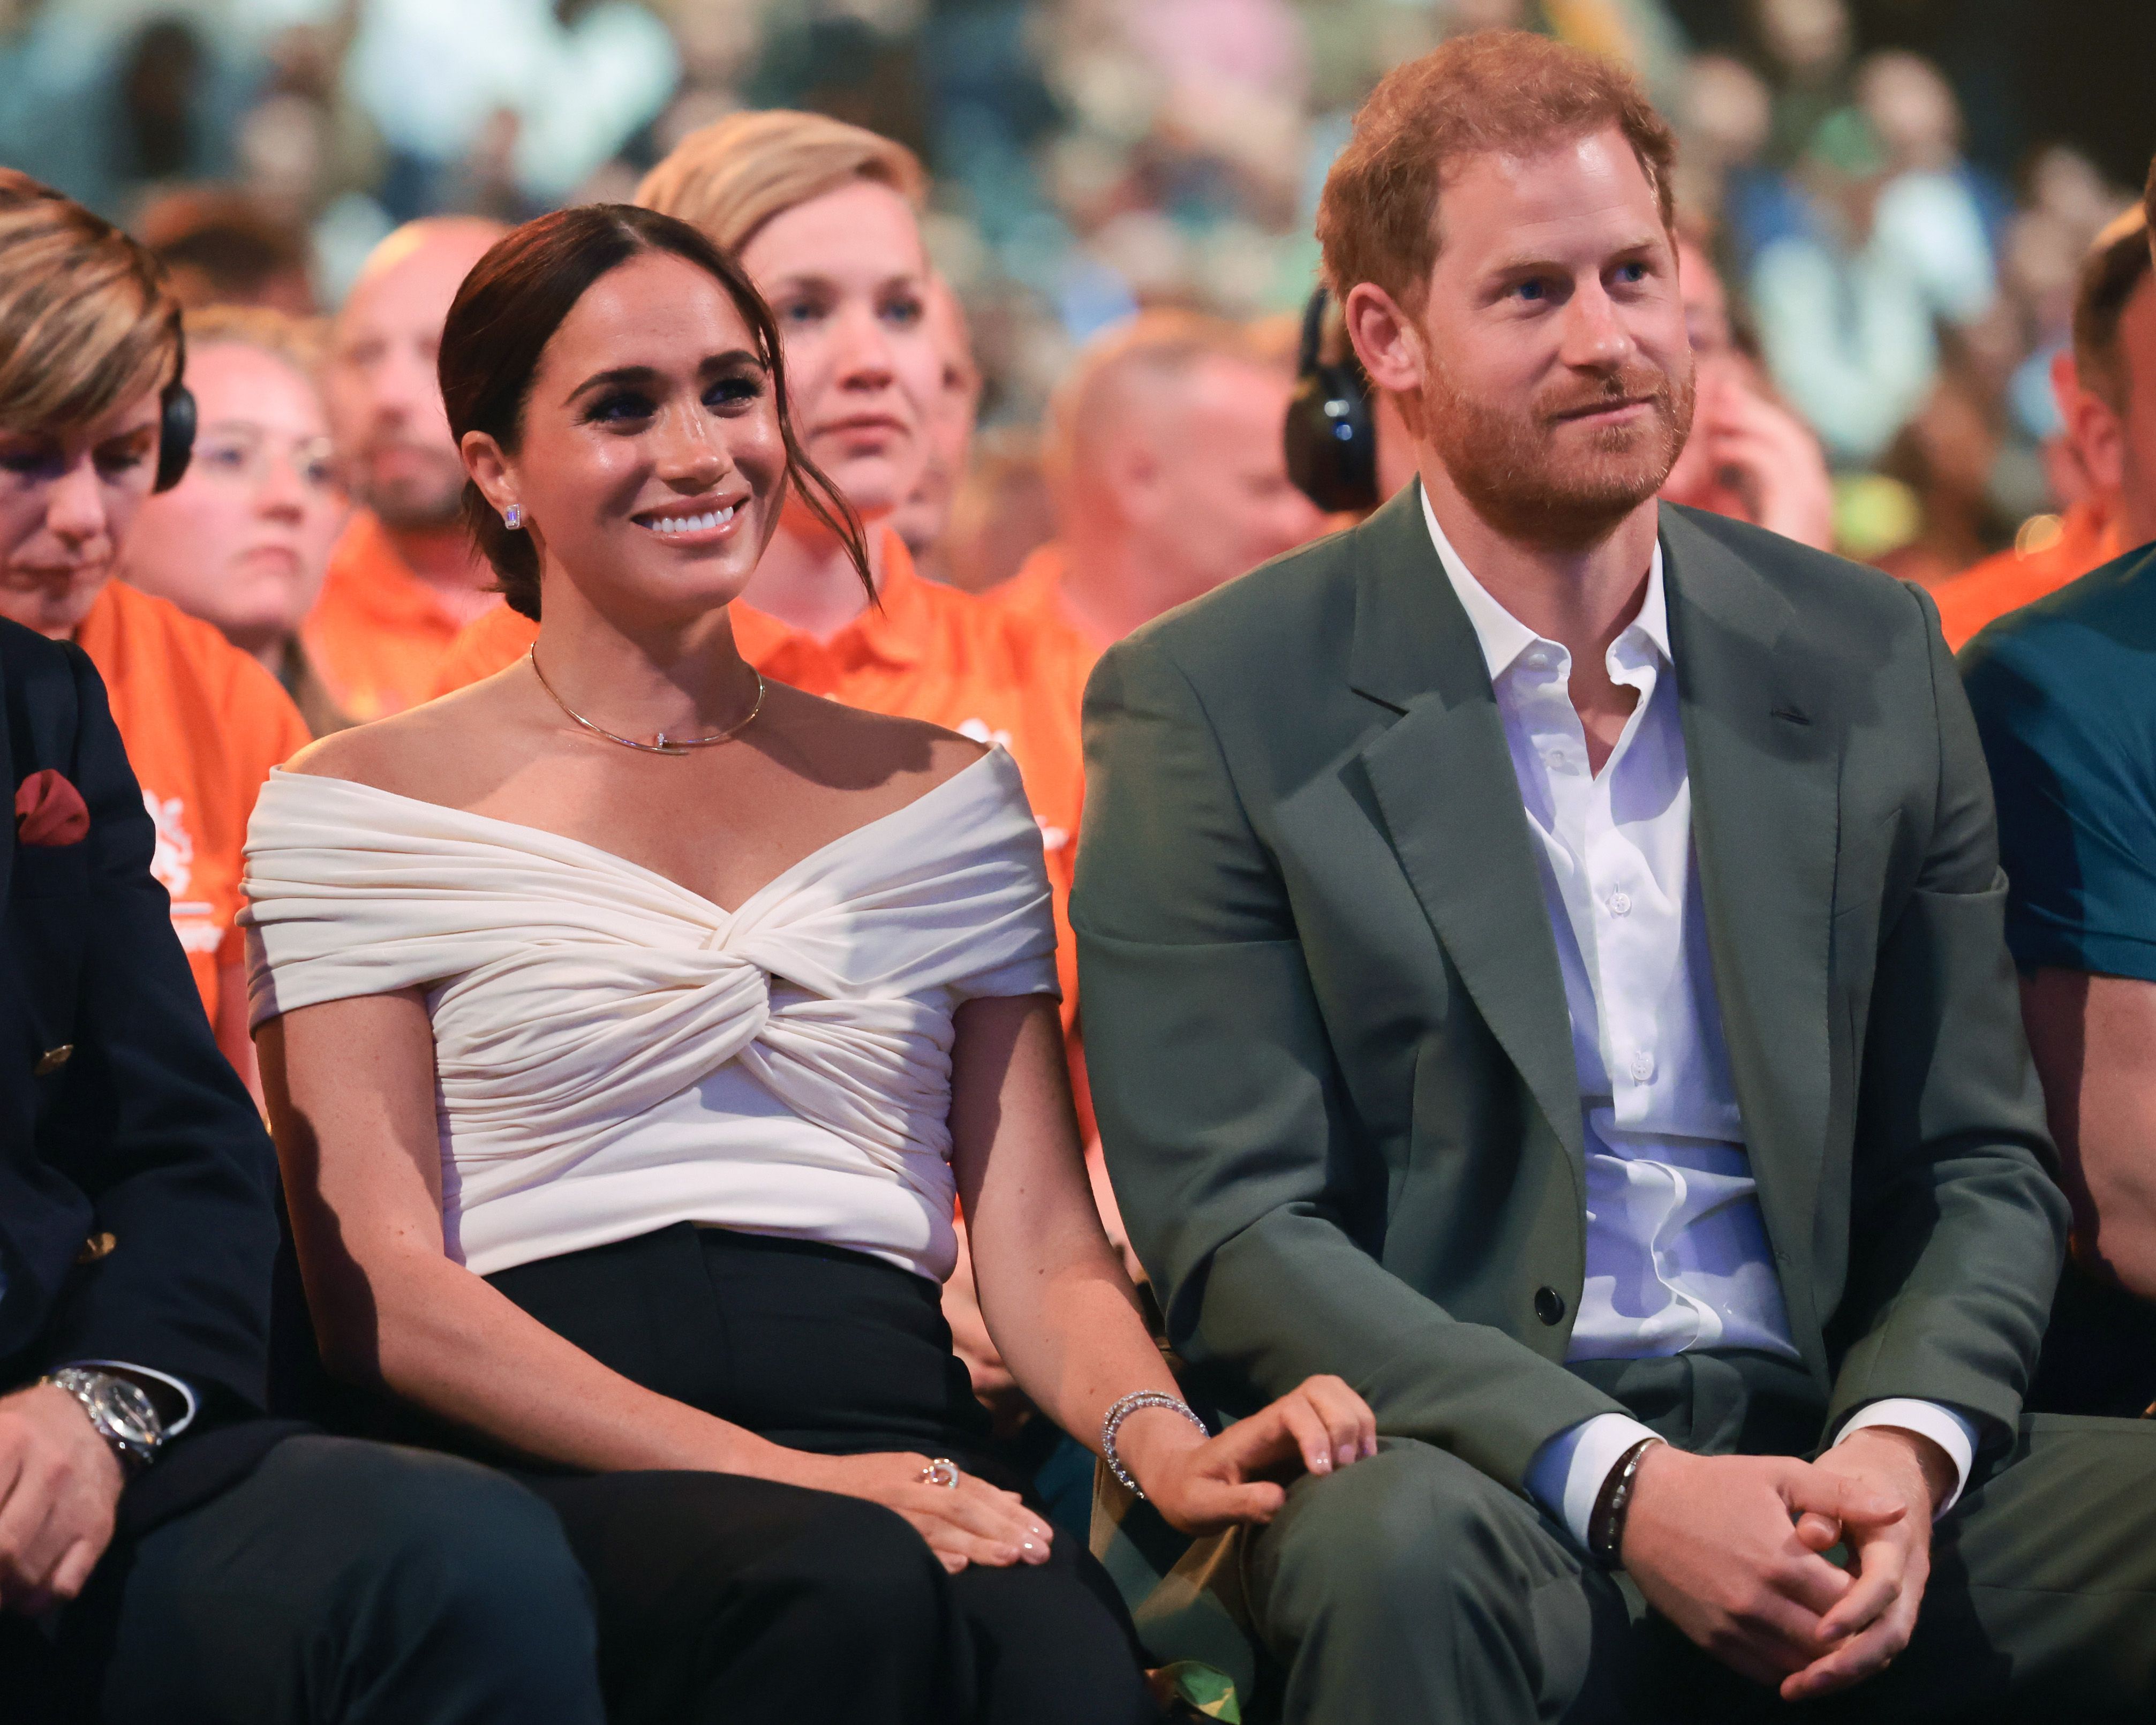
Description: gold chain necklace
xmin=527 ymin=647 xmax=765 ymax=757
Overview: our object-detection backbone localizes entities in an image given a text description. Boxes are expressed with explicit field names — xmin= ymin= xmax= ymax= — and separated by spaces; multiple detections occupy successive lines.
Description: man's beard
xmin=1423 ymin=351 xmax=1695 ymax=552
xmin=350 ymin=439 xmax=468 ymax=532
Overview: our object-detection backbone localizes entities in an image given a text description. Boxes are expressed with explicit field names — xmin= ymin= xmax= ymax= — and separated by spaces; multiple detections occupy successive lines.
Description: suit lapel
xmin=1347 ymin=488 xmax=1585 ymax=1172
xmin=1661 ymin=510 xmax=1839 ymax=1359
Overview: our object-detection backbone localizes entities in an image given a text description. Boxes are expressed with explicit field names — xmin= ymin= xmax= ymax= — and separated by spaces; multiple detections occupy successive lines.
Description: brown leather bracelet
xmin=1587 ymin=1436 xmax=1662 ymax=1569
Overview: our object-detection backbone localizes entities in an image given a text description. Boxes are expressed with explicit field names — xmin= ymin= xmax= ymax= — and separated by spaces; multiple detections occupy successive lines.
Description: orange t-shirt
xmin=432 ymin=532 xmax=1095 ymax=1035
xmin=981 ymin=543 xmax=1107 ymax=680
xmin=77 ymin=582 xmax=312 ymax=1023
xmin=301 ymin=511 xmax=475 ymax=721
xmin=1933 ymin=501 xmax=2124 ymax=652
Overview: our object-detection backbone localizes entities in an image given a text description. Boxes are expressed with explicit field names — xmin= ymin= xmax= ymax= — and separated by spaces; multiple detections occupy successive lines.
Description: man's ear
xmin=2060 ymin=356 xmax=2127 ymax=496
xmin=1343 ymin=281 xmax=1426 ymax=397
xmin=461 ymin=431 xmax=517 ymax=520
xmin=1107 ymin=437 xmax=1165 ymax=529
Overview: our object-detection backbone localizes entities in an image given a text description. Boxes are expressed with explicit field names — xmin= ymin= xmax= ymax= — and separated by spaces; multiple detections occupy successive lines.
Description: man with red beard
xmin=1074 ymin=29 xmax=2156 ymax=1725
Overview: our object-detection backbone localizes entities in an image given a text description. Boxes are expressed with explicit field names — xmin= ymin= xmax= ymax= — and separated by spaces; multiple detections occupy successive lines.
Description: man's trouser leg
xmin=1241 ymin=1437 xmax=1632 ymax=1725
xmin=1243 ymin=1358 xmax=2156 ymax=1725
xmin=84 ymin=1435 xmax=605 ymax=1724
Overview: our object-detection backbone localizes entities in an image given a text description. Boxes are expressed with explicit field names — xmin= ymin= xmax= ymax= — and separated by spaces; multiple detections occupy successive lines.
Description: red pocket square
xmin=14 ymin=769 xmax=89 ymax=847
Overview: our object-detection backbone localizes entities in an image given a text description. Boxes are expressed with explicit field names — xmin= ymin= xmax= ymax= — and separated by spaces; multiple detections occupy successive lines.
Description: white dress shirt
xmin=1418 ymin=491 xmax=1975 ymax=1543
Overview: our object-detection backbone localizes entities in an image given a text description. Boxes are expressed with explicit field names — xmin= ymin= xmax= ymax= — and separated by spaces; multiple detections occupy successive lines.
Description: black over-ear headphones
xmin=1283 ymin=284 xmax=1377 ymax=514
xmin=154 ymin=319 xmax=195 ymax=493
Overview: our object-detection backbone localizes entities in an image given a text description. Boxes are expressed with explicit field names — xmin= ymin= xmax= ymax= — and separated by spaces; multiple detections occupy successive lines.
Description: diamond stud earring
xmin=504 ymin=504 xmax=522 ymax=529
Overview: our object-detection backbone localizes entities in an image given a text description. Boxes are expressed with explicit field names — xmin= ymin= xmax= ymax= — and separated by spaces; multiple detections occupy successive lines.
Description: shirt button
xmin=1630 ymin=1050 xmax=1656 ymax=1083
xmin=1523 ymin=649 xmax=1550 ymax=671
xmin=1543 ymin=749 xmax=1566 ymax=771
xmin=1607 ymin=891 xmax=1631 ymax=917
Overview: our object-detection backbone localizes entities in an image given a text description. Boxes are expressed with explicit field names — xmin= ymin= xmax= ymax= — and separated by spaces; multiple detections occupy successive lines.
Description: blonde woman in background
xmin=122 ymin=307 xmax=352 ymax=736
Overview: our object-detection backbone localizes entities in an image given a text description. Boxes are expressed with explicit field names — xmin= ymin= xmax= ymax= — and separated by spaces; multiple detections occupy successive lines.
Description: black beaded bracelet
xmin=1587 ymin=1436 xmax=1662 ymax=1569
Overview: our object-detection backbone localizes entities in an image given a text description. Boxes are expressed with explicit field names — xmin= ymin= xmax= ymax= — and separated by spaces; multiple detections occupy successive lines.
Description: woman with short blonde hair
xmin=121 ymin=304 xmax=353 ymax=736
xmin=0 ymin=169 xmax=313 ymax=1095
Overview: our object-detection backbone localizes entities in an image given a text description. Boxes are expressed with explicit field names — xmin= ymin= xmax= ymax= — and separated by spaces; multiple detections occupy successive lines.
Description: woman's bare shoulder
xmin=283 ymin=675 xmax=522 ymax=801
xmin=763 ymin=682 xmax=990 ymax=796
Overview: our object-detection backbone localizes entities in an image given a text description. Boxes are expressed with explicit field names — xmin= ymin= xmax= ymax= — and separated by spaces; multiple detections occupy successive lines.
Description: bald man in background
xmin=990 ymin=311 xmax=1326 ymax=658
xmin=303 ymin=218 xmax=505 ymax=720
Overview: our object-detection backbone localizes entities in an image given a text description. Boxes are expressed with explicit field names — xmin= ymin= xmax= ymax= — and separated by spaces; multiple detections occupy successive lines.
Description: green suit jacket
xmin=1073 ymin=487 xmax=2067 ymax=1494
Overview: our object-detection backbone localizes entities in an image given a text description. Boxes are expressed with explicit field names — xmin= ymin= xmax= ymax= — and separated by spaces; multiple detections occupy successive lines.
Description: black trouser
xmin=1 ymin=1435 xmax=604 ymax=1725
xmin=484 ymin=1224 xmax=1158 ymax=1725
xmin=527 ymin=1466 xmax=1148 ymax=1725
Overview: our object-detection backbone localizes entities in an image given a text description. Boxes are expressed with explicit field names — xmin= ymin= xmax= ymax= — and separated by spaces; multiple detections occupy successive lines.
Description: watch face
xmin=88 ymin=1379 xmax=161 ymax=1447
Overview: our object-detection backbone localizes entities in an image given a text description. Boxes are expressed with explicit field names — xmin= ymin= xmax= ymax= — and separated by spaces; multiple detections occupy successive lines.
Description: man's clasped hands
xmin=1624 ymin=1426 xmax=1958 ymax=1702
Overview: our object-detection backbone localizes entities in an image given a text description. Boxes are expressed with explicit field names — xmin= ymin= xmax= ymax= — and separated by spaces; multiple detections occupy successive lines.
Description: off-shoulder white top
xmin=239 ymin=749 xmax=1057 ymax=1283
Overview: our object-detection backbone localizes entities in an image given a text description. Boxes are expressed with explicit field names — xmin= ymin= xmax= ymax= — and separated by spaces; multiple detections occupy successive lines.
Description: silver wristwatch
xmin=39 ymin=1368 xmax=167 ymax=1471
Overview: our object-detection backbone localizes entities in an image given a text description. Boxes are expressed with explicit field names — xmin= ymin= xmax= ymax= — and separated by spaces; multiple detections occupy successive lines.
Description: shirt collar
xmin=1418 ymin=482 xmax=1670 ymax=680
xmin=332 ymin=512 xmax=467 ymax=631
xmin=730 ymin=526 xmax=929 ymax=668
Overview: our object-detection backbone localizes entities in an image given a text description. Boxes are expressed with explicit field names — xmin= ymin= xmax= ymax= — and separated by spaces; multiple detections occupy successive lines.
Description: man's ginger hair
xmin=0 ymin=169 xmax=179 ymax=434
xmin=1316 ymin=31 xmax=1677 ymax=312
xmin=636 ymin=110 xmax=926 ymax=254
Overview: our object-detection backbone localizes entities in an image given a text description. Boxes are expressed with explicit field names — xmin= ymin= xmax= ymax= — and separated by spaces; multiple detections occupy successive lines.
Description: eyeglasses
xmin=191 ymin=425 xmax=341 ymax=496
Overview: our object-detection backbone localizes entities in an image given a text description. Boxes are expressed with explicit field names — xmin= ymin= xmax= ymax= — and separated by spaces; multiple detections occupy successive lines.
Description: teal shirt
xmin=1961 ymin=540 xmax=2156 ymax=981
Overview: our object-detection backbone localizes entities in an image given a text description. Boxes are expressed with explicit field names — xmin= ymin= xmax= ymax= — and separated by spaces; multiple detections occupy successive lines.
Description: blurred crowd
xmin=0 ymin=0 xmax=2144 ymax=593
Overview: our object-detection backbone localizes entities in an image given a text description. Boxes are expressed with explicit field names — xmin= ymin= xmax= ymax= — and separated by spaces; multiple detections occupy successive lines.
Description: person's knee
xmin=770 ymin=1493 xmax=952 ymax=1639
xmin=274 ymin=1438 xmax=595 ymax=1662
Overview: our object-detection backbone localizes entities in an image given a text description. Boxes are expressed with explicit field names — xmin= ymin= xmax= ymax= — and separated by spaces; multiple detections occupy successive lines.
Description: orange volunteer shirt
xmin=1934 ymin=500 xmax=2124 ymax=652
xmin=301 ymin=511 xmax=473 ymax=721
xmin=77 ymin=581 xmax=312 ymax=1023
xmin=982 ymin=543 xmax=1104 ymax=679
xmin=432 ymin=531 xmax=1095 ymax=1035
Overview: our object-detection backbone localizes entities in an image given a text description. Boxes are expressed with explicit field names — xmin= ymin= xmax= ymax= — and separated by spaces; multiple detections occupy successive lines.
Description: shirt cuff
xmin=1831 ymin=1399 xmax=1977 ymax=1515
xmin=1525 ymin=1411 xmax=1662 ymax=1547
xmin=64 ymin=1360 xmax=199 ymax=1437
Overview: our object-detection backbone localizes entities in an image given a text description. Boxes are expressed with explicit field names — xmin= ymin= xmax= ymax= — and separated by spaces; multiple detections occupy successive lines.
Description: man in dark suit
xmin=0 ymin=612 xmax=607 ymax=1721
xmin=1074 ymin=32 xmax=2156 ymax=1723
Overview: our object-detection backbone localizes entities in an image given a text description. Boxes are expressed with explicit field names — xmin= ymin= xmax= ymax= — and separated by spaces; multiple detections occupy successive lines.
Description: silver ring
xmin=920 ymin=1457 xmax=961 ymax=1490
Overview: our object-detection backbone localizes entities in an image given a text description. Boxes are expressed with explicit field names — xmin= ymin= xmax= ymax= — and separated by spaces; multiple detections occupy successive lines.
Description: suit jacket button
xmin=34 ymin=1044 xmax=73 ymax=1077
xmin=1534 ymin=1286 xmax=1566 ymax=1325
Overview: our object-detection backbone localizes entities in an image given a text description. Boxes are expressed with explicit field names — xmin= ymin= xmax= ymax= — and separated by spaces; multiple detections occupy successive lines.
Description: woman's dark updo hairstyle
xmin=437 ymin=202 xmax=871 ymax=622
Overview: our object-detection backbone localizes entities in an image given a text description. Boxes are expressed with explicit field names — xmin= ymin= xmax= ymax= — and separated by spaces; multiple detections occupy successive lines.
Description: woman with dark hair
xmin=242 ymin=204 xmax=1375 ymax=1725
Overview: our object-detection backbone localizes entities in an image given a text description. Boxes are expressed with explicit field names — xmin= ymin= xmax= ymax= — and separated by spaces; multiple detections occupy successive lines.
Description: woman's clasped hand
xmin=1129 ymin=1373 xmax=1378 ymax=1536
